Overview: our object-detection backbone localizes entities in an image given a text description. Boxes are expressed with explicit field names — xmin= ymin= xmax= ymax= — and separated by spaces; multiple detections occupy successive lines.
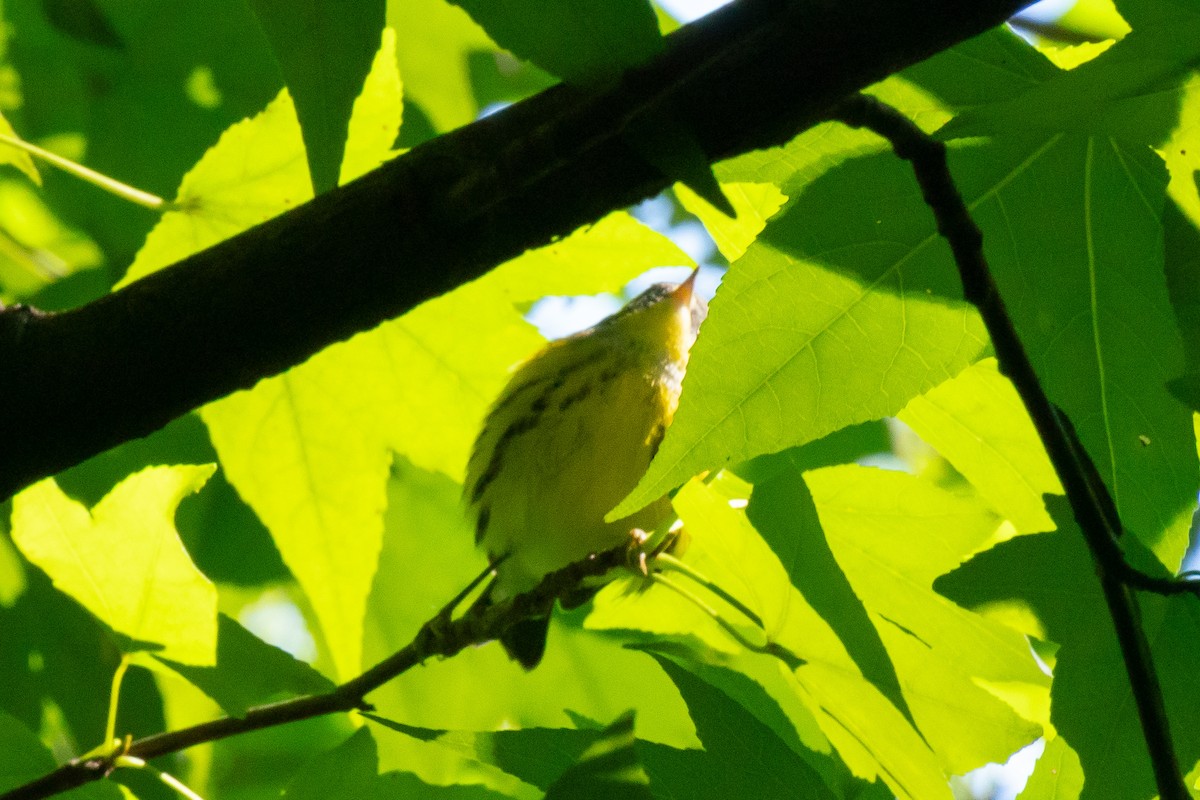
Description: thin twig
xmin=0 ymin=134 xmax=169 ymax=211
xmin=0 ymin=546 xmax=628 ymax=800
xmin=827 ymin=93 xmax=1188 ymax=800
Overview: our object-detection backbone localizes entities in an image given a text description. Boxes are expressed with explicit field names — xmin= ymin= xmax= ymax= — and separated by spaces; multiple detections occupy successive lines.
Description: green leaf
xmin=941 ymin=18 xmax=1200 ymax=144
xmin=249 ymin=0 xmax=386 ymax=194
xmin=10 ymin=466 xmax=218 ymax=665
xmin=1164 ymin=198 xmax=1200 ymax=370
xmin=897 ymin=358 xmax=1062 ymax=533
xmin=713 ymin=75 xmax=953 ymax=199
xmin=111 ymin=34 xmax=406 ymax=679
xmin=41 ymin=0 xmax=123 ymax=48
xmin=805 ymin=465 xmax=1046 ymax=774
xmin=289 ymin=726 xmax=522 ymax=799
xmin=0 ymin=566 xmax=122 ymax=754
xmin=486 ymin=727 xmax=600 ymax=790
xmin=745 ymin=467 xmax=909 ymax=720
xmin=6 ymin=0 xmax=284 ymax=264
xmin=593 ymin=475 xmax=954 ymax=799
xmin=0 ymin=532 xmax=26 ymax=607
xmin=118 ymin=29 xmax=403 ymax=287
xmin=284 ymin=727 xmax=379 ymax=800
xmin=0 ymin=176 xmax=103 ymax=302
xmin=612 ymin=146 xmax=988 ymax=519
xmin=156 ymin=613 xmax=333 ymax=716
xmin=1159 ymin=75 xmax=1200 ymax=225
xmin=544 ymin=711 xmax=653 ymax=800
xmin=0 ymin=709 xmax=60 ymax=793
xmin=676 ymin=180 xmax=787 ymax=263
xmin=937 ymin=500 xmax=1200 ymax=800
xmin=903 ymin=26 xmax=1059 ymax=110
xmin=200 ymin=356 xmax=391 ymax=680
xmin=448 ymin=0 xmax=662 ymax=87
xmin=640 ymin=660 xmax=839 ymax=800
xmin=1016 ymin=737 xmax=1083 ymax=800
xmin=388 ymin=0 xmax=495 ymax=133
xmin=626 ymin=113 xmax=733 ymax=217
xmin=957 ymin=135 xmax=1197 ymax=568
xmin=1113 ymin=0 xmax=1200 ymax=31
xmin=0 ymin=709 xmax=121 ymax=799
xmin=0 ymin=114 xmax=41 ymax=186
xmin=733 ymin=421 xmax=892 ymax=485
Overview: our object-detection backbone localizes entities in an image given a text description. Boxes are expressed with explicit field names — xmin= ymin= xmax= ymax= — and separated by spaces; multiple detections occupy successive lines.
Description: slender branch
xmin=0 ymin=134 xmax=169 ymax=211
xmin=0 ymin=0 xmax=1035 ymax=502
xmin=827 ymin=93 xmax=1189 ymax=800
xmin=0 ymin=546 xmax=630 ymax=800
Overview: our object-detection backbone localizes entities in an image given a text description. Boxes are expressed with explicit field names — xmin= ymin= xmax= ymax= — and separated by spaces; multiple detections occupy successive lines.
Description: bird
xmin=464 ymin=268 xmax=708 ymax=668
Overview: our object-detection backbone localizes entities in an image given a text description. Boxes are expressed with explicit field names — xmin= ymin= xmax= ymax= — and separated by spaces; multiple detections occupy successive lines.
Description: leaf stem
xmin=104 ymin=656 xmax=130 ymax=751
xmin=653 ymin=552 xmax=765 ymax=629
xmin=115 ymin=757 xmax=206 ymax=800
xmin=649 ymin=572 xmax=803 ymax=670
xmin=0 ymin=134 xmax=170 ymax=211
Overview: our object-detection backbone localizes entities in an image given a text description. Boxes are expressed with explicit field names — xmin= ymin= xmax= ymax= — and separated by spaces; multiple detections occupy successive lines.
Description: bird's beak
xmin=672 ymin=267 xmax=700 ymax=306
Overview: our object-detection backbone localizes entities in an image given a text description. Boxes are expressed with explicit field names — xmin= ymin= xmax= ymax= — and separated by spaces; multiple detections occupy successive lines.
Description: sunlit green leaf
xmin=937 ymin=499 xmax=1200 ymax=800
xmin=0 ymin=532 xmax=26 ymax=607
xmin=898 ymin=358 xmax=1062 ymax=533
xmin=119 ymin=30 xmax=403 ymax=287
xmin=543 ymin=711 xmax=652 ymax=800
xmin=595 ymin=474 xmax=954 ymax=799
xmin=0 ymin=113 xmax=41 ymax=185
xmin=157 ymin=613 xmax=334 ymax=716
xmin=956 ymin=135 xmax=1197 ymax=568
xmin=1016 ymin=737 xmax=1083 ymax=800
xmin=113 ymin=33 xmax=402 ymax=679
xmin=387 ymin=0 xmax=495 ymax=132
xmin=676 ymin=181 xmax=787 ymax=263
xmin=613 ymin=146 xmax=988 ymax=519
xmin=638 ymin=660 xmax=846 ymax=800
xmin=805 ymin=465 xmax=1046 ymax=774
xmin=0 ymin=177 xmax=103 ymax=301
xmin=250 ymin=0 xmax=386 ymax=193
xmin=11 ymin=466 xmax=217 ymax=665
xmin=745 ymin=463 xmax=908 ymax=718
xmin=1159 ymin=75 xmax=1200 ymax=229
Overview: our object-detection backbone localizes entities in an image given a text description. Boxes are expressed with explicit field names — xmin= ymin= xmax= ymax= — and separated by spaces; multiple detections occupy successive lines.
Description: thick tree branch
xmin=828 ymin=93 xmax=1189 ymax=800
xmin=0 ymin=0 xmax=1032 ymax=501
xmin=0 ymin=546 xmax=633 ymax=800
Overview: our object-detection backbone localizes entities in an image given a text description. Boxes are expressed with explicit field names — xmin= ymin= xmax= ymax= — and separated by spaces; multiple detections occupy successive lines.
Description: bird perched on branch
xmin=465 ymin=268 xmax=708 ymax=668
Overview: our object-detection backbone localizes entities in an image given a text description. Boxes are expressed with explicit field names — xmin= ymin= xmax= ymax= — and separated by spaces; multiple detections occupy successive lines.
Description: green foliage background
xmin=1 ymin=0 xmax=1199 ymax=799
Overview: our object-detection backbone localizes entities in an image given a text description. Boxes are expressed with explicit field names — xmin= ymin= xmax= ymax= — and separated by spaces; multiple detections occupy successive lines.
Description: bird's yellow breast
xmin=469 ymin=350 xmax=680 ymax=597
xmin=464 ymin=275 xmax=705 ymax=599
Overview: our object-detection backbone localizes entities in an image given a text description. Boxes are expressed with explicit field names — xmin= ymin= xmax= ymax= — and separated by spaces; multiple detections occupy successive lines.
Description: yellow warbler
xmin=465 ymin=268 xmax=707 ymax=667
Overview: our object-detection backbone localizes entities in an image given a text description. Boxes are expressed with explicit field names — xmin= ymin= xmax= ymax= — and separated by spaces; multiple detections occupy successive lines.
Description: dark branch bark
xmin=0 ymin=0 xmax=1031 ymax=501
xmin=828 ymin=93 xmax=1189 ymax=800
